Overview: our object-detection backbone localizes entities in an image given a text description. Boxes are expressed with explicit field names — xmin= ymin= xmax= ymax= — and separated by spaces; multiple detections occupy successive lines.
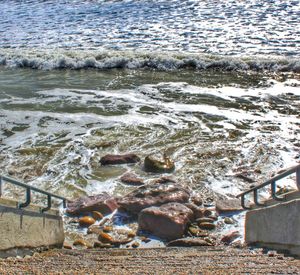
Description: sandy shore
xmin=0 ymin=246 xmax=299 ymax=274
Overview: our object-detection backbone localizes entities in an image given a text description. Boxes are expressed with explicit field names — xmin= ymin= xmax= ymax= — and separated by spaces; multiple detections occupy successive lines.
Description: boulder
xmin=144 ymin=153 xmax=175 ymax=173
xmin=118 ymin=183 xmax=190 ymax=214
xmin=167 ymin=237 xmax=212 ymax=247
xmin=66 ymin=192 xmax=118 ymax=216
xmin=120 ymin=172 xmax=144 ymax=186
xmin=216 ymin=198 xmax=243 ymax=214
xmin=138 ymin=202 xmax=193 ymax=241
xmin=100 ymin=153 xmax=140 ymax=165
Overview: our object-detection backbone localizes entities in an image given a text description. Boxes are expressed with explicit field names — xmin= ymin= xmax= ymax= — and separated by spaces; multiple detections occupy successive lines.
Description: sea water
xmin=0 ymin=0 xmax=299 ymax=241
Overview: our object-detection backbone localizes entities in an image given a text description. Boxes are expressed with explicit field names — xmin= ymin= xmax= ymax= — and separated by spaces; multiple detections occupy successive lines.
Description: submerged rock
xmin=120 ymin=172 xmax=144 ymax=186
xmin=66 ymin=192 xmax=118 ymax=216
xmin=138 ymin=202 xmax=193 ymax=241
xmin=118 ymin=183 xmax=190 ymax=214
xmin=144 ymin=153 xmax=175 ymax=173
xmin=100 ymin=153 xmax=140 ymax=165
xmin=167 ymin=237 xmax=212 ymax=247
xmin=216 ymin=198 xmax=243 ymax=214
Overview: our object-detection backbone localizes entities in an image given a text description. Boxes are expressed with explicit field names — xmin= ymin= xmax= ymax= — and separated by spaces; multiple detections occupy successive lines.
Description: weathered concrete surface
xmin=0 ymin=198 xmax=64 ymax=258
xmin=245 ymin=198 xmax=300 ymax=256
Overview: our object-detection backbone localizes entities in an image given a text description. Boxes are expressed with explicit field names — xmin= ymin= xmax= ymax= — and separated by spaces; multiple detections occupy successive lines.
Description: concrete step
xmin=0 ymin=247 xmax=299 ymax=274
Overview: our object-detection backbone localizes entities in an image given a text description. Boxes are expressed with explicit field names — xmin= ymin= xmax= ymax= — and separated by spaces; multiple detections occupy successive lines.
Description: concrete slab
xmin=245 ymin=199 xmax=300 ymax=256
xmin=0 ymin=197 xmax=64 ymax=258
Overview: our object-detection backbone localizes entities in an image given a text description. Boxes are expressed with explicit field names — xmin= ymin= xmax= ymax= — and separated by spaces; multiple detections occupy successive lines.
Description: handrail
xmin=236 ymin=164 xmax=300 ymax=209
xmin=0 ymin=175 xmax=66 ymax=212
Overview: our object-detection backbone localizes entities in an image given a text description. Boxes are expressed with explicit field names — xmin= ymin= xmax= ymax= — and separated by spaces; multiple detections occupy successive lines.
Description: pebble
xmin=91 ymin=211 xmax=104 ymax=220
xmin=98 ymin=232 xmax=114 ymax=244
xmin=73 ymin=239 xmax=87 ymax=247
xmin=131 ymin=241 xmax=140 ymax=248
xmin=198 ymin=222 xmax=216 ymax=230
xmin=103 ymin=226 xmax=113 ymax=233
xmin=94 ymin=241 xmax=112 ymax=249
xmin=78 ymin=216 xmax=96 ymax=227
xmin=196 ymin=217 xmax=215 ymax=224
xmin=224 ymin=217 xmax=234 ymax=224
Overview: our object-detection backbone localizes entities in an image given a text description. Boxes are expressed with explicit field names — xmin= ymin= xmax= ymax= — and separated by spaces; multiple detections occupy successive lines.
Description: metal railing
xmin=0 ymin=175 xmax=66 ymax=212
xmin=236 ymin=164 xmax=300 ymax=209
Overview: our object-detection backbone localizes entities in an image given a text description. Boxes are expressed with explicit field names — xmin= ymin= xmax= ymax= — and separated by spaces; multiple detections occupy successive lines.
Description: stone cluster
xmin=64 ymin=153 xmax=243 ymax=249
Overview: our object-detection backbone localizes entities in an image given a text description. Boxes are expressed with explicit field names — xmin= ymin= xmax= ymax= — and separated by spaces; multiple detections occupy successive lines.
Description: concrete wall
xmin=245 ymin=198 xmax=300 ymax=256
xmin=0 ymin=198 xmax=64 ymax=258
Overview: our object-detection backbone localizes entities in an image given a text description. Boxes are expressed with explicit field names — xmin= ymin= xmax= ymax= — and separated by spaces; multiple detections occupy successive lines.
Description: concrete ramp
xmin=0 ymin=198 xmax=64 ymax=258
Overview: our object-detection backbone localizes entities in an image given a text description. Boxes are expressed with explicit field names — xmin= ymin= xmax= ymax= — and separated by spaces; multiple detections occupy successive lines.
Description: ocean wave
xmin=0 ymin=49 xmax=299 ymax=73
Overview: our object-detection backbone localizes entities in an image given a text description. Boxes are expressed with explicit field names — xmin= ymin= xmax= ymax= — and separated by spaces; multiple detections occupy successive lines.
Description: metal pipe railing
xmin=236 ymin=164 xmax=300 ymax=209
xmin=0 ymin=175 xmax=66 ymax=212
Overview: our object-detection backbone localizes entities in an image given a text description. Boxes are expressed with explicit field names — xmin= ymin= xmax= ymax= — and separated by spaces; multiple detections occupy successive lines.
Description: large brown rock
xmin=118 ymin=183 xmax=190 ymax=214
xmin=100 ymin=154 xmax=140 ymax=165
xmin=138 ymin=202 xmax=193 ymax=241
xmin=66 ymin=192 xmax=118 ymax=216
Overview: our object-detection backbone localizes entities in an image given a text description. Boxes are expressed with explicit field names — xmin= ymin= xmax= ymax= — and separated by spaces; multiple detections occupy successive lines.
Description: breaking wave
xmin=0 ymin=49 xmax=299 ymax=73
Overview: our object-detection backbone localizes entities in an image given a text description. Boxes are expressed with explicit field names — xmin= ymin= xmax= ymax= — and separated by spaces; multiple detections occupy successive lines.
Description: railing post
xmin=18 ymin=187 xmax=31 ymax=209
xmin=271 ymin=181 xmax=285 ymax=201
xmin=253 ymin=189 xmax=264 ymax=206
xmin=241 ymin=194 xmax=251 ymax=210
xmin=296 ymin=166 xmax=300 ymax=190
xmin=42 ymin=195 xmax=52 ymax=213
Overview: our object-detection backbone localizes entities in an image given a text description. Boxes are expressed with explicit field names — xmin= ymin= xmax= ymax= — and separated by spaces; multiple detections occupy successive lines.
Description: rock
xmin=221 ymin=231 xmax=241 ymax=244
xmin=118 ymin=183 xmax=190 ymax=214
xmin=153 ymin=176 xmax=176 ymax=184
xmin=187 ymin=226 xmax=207 ymax=237
xmin=63 ymin=242 xmax=73 ymax=250
xmin=78 ymin=216 xmax=95 ymax=227
xmin=127 ymin=231 xmax=136 ymax=238
xmin=73 ymin=239 xmax=87 ymax=247
xmin=103 ymin=226 xmax=113 ymax=233
xmin=91 ymin=211 xmax=103 ymax=220
xmin=144 ymin=153 xmax=175 ymax=173
xmin=94 ymin=241 xmax=112 ymax=248
xmin=167 ymin=237 xmax=212 ymax=247
xmin=66 ymin=192 xmax=118 ymax=216
xmin=120 ymin=172 xmax=144 ymax=186
xmin=216 ymin=198 xmax=243 ymax=214
xmin=184 ymin=203 xmax=204 ymax=220
xmin=224 ymin=217 xmax=234 ymax=224
xmin=98 ymin=232 xmax=114 ymax=244
xmin=198 ymin=222 xmax=216 ymax=230
xmin=100 ymin=153 xmax=140 ymax=165
xmin=207 ymin=214 xmax=218 ymax=221
xmin=203 ymin=209 xmax=212 ymax=217
xmin=191 ymin=195 xmax=203 ymax=206
xmin=138 ymin=202 xmax=193 ymax=241
xmin=131 ymin=241 xmax=140 ymax=248
xmin=112 ymin=238 xmax=133 ymax=246
xmin=196 ymin=217 xmax=215 ymax=224
xmin=139 ymin=236 xmax=151 ymax=243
